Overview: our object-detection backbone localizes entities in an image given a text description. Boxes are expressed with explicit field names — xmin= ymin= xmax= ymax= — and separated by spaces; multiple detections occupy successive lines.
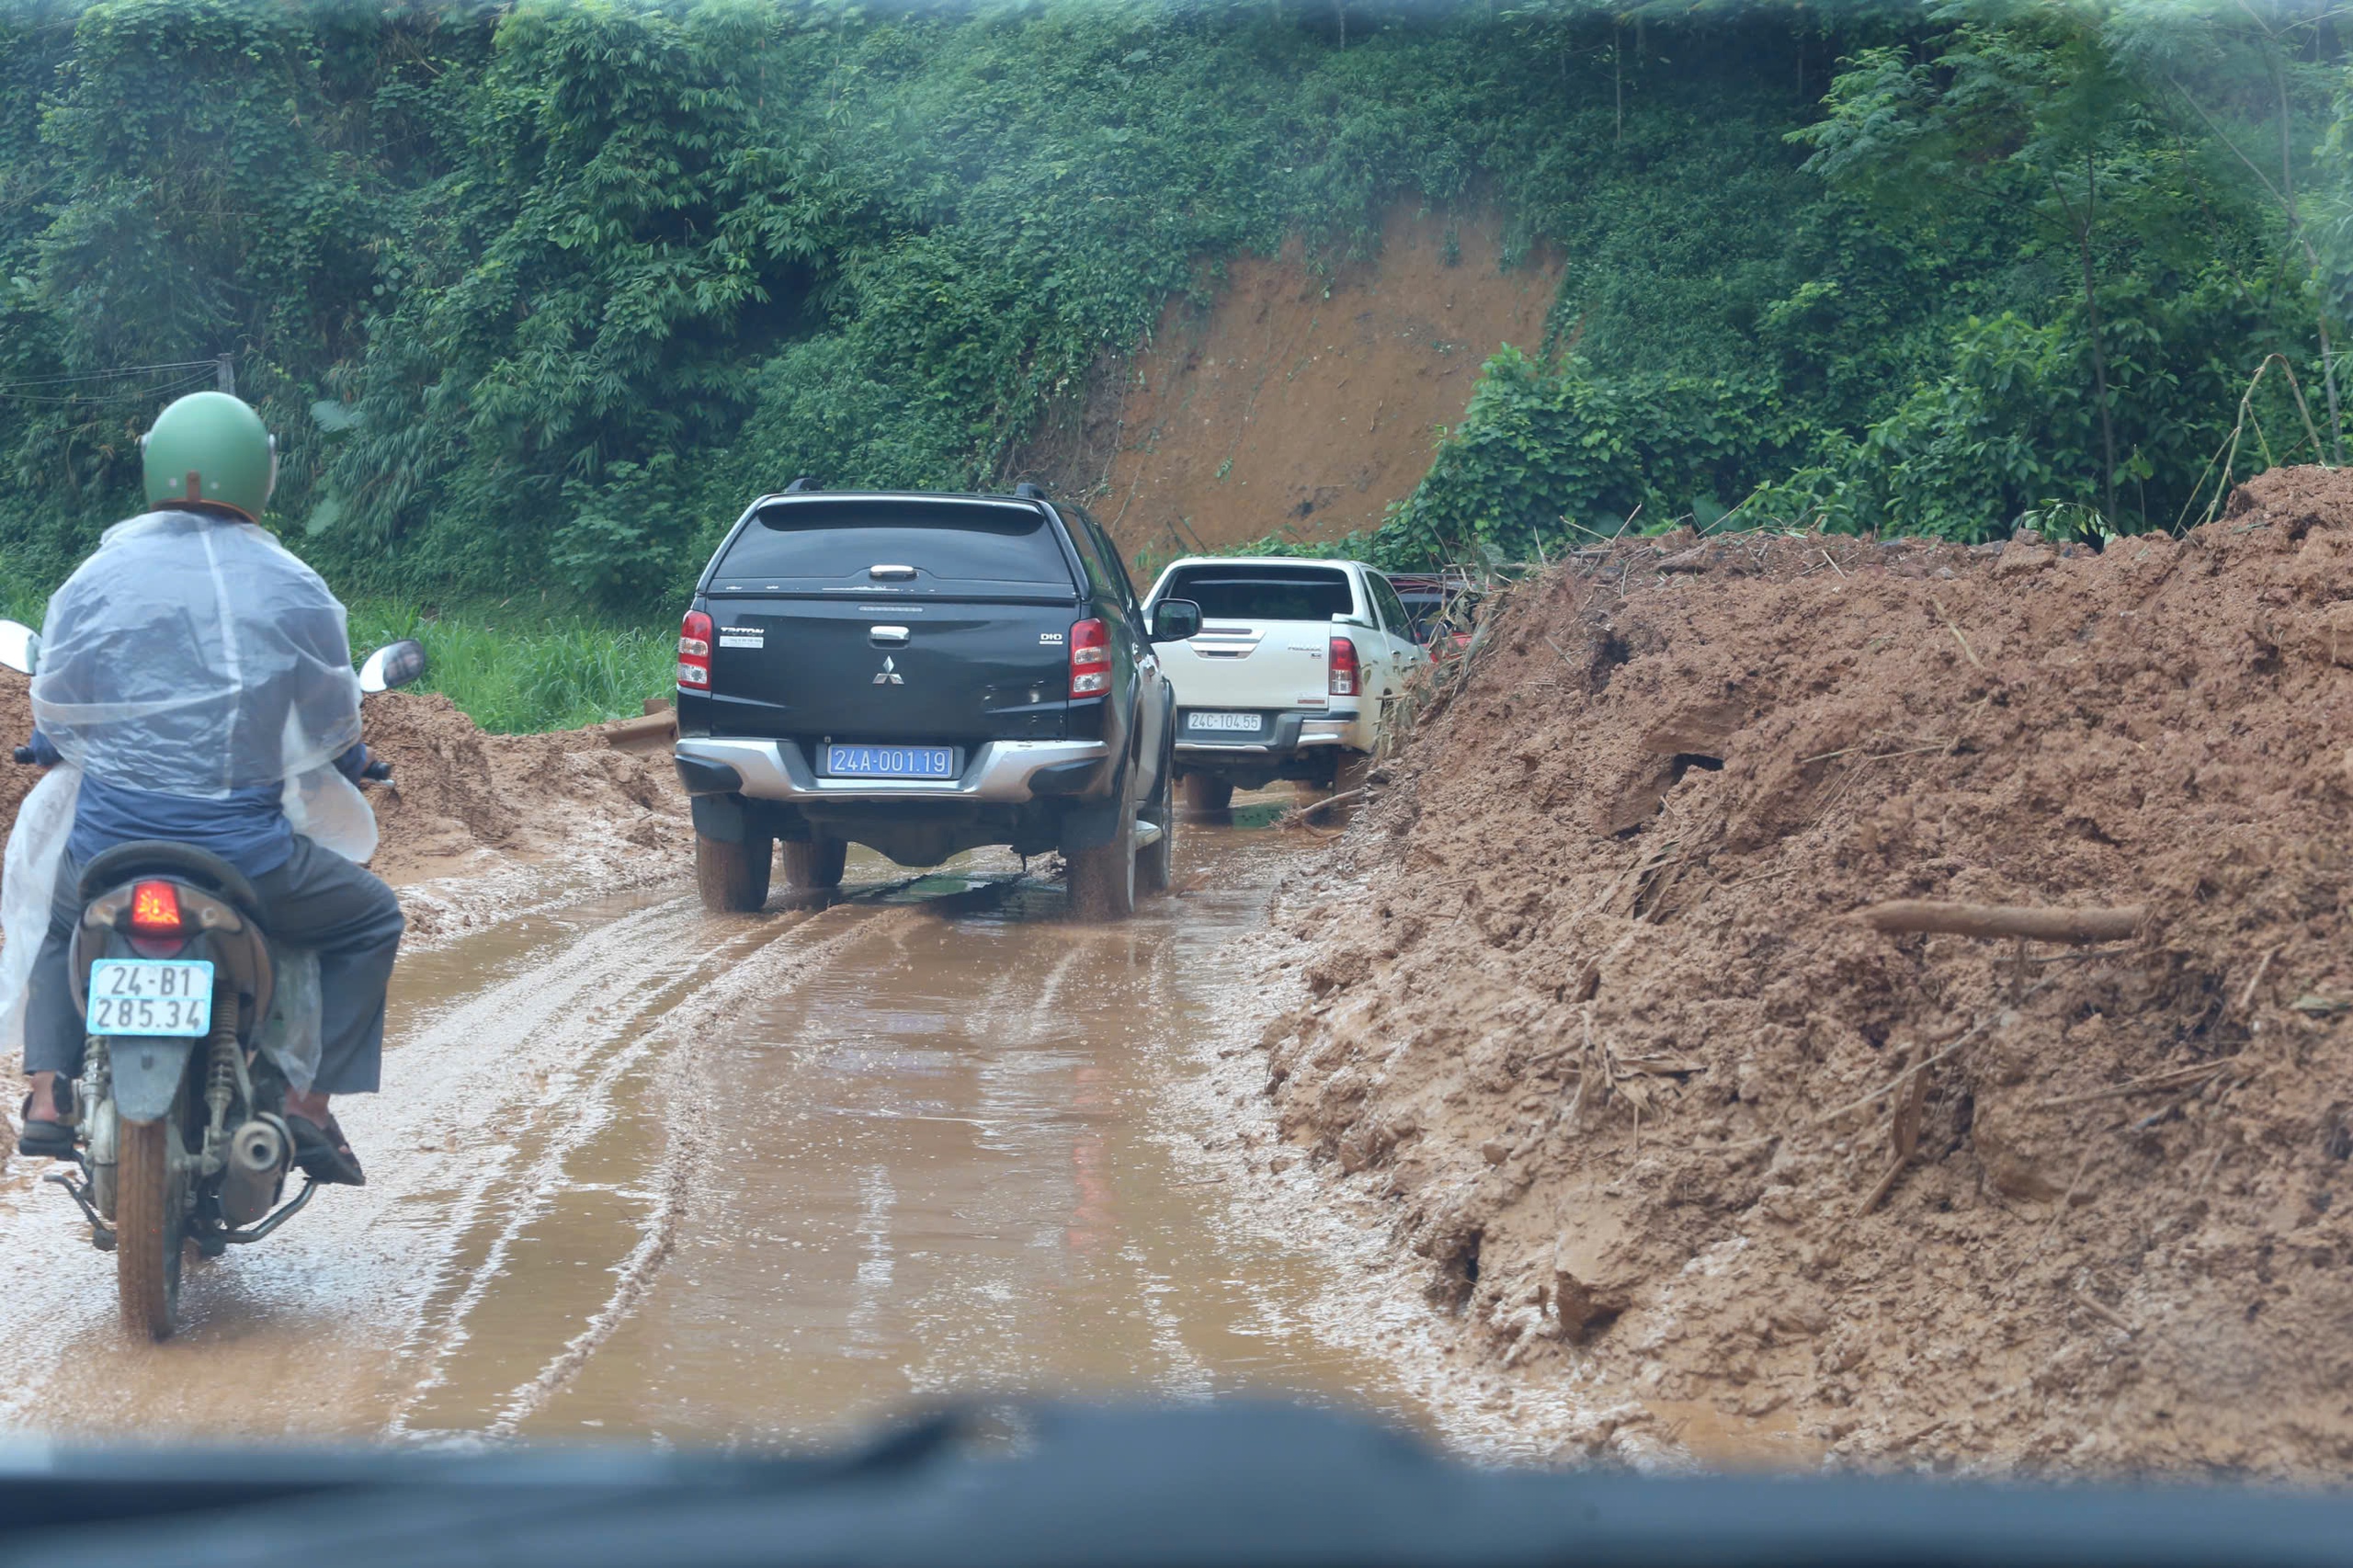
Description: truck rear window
xmin=712 ymin=500 xmax=1077 ymax=595
xmin=1161 ymin=564 xmax=1355 ymax=622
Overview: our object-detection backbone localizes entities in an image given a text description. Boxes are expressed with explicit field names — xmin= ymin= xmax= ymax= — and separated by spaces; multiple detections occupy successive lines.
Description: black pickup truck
xmin=670 ymin=484 xmax=1200 ymax=919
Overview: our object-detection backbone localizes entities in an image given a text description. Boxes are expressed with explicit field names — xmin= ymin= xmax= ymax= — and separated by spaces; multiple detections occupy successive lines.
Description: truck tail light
xmin=1070 ymin=618 xmax=1111 ymax=698
xmin=1329 ymin=635 xmax=1359 ymax=697
xmin=677 ymin=610 xmax=712 ymax=689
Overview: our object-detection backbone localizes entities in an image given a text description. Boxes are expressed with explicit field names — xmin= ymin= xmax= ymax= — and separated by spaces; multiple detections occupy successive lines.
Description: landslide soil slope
xmin=1074 ymin=203 xmax=1560 ymax=558
xmin=1261 ymin=468 xmax=2353 ymax=1475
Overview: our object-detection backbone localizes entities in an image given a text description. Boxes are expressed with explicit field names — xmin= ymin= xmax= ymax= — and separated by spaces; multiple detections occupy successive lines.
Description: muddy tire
xmin=696 ymin=831 xmax=772 ymax=913
xmin=116 ymin=1118 xmax=184 ymax=1340
xmin=1139 ymin=748 xmax=1176 ymax=899
xmin=1181 ymin=773 xmax=1233 ymax=814
xmin=1066 ymin=793 xmax=1137 ymax=922
xmin=779 ymin=835 xmax=847 ymax=892
xmin=1336 ymin=750 xmax=1376 ymax=798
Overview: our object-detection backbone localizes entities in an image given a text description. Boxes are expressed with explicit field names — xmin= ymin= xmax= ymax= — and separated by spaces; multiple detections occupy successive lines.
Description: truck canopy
xmin=709 ymin=497 xmax=1079 ymax=600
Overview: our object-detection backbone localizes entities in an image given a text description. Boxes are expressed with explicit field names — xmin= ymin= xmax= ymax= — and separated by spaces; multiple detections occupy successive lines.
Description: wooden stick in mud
xmin=1860 ymin=900 xmax=2144 ymax=945
xmin=1297 ymin=785 xmax=1372 ymax=820
xmin=602 ymin=710 xmax=679 ymax=751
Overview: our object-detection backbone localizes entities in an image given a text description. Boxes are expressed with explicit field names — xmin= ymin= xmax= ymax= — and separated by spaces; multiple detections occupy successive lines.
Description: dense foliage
xmin=2 ymin=0 xmax=2349 ymax=624
xmin=1378 ymin=0 xmax=2353 ymax=562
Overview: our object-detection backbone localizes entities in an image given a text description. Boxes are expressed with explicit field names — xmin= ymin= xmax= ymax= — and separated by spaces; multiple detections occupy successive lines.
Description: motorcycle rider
xmin=4 ymin=392 xmax=402 ymax=1185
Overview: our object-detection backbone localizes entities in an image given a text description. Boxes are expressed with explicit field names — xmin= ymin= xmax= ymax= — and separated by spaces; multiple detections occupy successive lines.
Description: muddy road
xmin=0 ymin=798 xmax=1421 ymax=1446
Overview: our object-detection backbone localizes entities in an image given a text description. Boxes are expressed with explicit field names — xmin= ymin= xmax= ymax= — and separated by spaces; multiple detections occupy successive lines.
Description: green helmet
xmin=140 ymin=391 xmax=277 ymax=521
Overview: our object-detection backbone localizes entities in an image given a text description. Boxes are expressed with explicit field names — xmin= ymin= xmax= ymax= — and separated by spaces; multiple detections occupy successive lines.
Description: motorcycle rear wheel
xmin=116 ymin=1119 xmax=185 ymax=1340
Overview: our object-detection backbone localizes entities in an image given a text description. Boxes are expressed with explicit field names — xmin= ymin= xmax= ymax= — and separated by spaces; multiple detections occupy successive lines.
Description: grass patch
xmin=0 ymin=585 xmax=668 ymax=737
xmin=347 ymin=602 xmax=673 ymax=734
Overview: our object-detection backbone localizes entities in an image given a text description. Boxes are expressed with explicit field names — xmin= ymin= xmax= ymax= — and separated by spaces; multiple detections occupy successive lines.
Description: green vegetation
xmin=1 ymin=0 xmax=2349 ymax=653
xmin=344 ymin=605 xmax=673 ymax=734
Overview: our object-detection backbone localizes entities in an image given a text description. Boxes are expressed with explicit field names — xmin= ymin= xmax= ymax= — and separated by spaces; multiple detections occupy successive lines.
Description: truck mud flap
xmin=690 ymin=792 xmax=750 ymax=844
xmin=1054 ymin=761 xmax=1130 ymax=853
xmin=109 ymin=1038 xmax=197 ymax=1124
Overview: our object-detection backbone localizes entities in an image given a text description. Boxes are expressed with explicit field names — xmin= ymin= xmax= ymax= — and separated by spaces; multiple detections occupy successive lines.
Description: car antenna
xmin=1013 ymin=481 xmax=1049 ymax=500
xmin=784 ymin=475 xmax=822 ymax=493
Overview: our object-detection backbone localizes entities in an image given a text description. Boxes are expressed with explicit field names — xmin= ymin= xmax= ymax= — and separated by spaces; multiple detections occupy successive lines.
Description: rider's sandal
xmin=13 ymin=1091 xmax=74 ymax=1160
xmin=285 ymin=1112 xmax=366 ymax=1187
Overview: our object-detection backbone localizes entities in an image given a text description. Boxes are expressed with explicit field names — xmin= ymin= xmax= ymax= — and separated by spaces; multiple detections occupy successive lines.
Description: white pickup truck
xmin=1139 ymin=556 xmax=1429 ymax=811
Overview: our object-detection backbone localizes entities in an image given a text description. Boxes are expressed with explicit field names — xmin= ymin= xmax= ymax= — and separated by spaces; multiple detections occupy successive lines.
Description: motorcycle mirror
xmin=358 ymin=639 xmax=427 ymax=694
xmin=0 ymin=620 xmax=38 ymax=676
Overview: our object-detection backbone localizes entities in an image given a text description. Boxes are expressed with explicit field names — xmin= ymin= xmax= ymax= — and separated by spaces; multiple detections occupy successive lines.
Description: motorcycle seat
xmin=79 ymin=840 xmax=264 ymax=920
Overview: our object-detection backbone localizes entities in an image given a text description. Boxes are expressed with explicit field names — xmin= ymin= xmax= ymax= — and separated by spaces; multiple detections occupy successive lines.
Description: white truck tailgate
xmin=1158 ymin=621 xmax=1333 ymax=713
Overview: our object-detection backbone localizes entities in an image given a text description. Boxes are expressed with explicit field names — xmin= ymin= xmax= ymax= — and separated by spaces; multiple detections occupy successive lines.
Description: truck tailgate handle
xmin=867 ymin=563 xmax=917 ymax=581
xmin=869 ymin=625 xmax=911 ymax=646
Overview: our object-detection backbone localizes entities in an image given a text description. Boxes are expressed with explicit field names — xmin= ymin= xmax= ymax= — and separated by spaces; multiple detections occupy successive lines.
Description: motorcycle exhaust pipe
xmin=219 ymin=1115 xmax=290 ymax=1227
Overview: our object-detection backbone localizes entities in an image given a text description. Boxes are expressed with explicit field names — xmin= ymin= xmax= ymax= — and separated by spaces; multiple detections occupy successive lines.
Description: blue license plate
xmin=824 ymin=744 xmax=956 ymax=779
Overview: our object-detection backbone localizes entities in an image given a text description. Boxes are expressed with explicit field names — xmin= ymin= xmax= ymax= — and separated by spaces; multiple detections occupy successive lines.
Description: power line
xmin=0 ymin=369 xmax=219 ymax=404
xmin=0 ymin=359 xmax=221 ymax=390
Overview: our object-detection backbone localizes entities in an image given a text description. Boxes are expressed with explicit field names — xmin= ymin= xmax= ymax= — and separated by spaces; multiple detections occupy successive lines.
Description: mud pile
xmin=0 ymin=681 xmax=684 ymax=937
xmin=1261 ymin=468 xmax=2353 ymax=1474
xmin=358 ymin=692 xmax=681 ymax=889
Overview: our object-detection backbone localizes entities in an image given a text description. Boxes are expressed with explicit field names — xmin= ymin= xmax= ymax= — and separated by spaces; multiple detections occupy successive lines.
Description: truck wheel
xmin=1181 ymin=774 xmax=1233 ymax=814
xmin=780 ymin=835 xmax=847 ymax=892
xmin=696 ymin=831 xmax=772 ymax=913
xmin=1336 ymin=751 xmax=1376 ymax=798
xmin=1066 ymin=795 xmax=1137 ymax=921
xmin=1139 ymin=753 xmax=1176 ymax=898
xmin=116 ymin=1117 xmax=185 ymax=1340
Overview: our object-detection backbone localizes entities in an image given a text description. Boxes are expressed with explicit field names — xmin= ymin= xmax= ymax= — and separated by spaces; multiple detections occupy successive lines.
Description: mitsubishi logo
xmin=873 ymin=656 xmax=904 ymax=686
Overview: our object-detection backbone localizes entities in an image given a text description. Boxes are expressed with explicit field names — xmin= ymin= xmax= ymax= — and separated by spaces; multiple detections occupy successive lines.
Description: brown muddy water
xmin=0 ymin=794 xmax=1428 ymax=1446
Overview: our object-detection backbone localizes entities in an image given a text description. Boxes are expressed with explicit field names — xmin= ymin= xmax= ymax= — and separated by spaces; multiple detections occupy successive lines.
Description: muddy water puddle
xmin=0 ymin=793 xmax=1422 ymax=1446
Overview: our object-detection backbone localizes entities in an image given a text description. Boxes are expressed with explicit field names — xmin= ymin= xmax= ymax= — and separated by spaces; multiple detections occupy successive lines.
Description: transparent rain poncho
xmin=0 ymin=511 xmax=375 ymax=1074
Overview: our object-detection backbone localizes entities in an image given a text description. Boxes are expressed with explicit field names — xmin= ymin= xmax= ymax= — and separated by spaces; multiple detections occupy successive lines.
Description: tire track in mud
xmin=458 ymin=896 xmax=973 ymax=1437
xmin=0 ymin=879 xmax=981 ymax=1438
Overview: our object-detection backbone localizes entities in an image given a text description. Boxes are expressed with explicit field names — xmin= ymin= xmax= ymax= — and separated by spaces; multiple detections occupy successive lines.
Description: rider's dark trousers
xmin=23 ymin=835 xmax=404 ymax=1095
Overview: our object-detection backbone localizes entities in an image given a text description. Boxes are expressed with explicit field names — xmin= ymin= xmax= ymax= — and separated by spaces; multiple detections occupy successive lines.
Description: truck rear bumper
xmin=1173 ymin=713 xmax=1357 ymax=762
xmin=675 ymin=737 xmax=1111 ymax=804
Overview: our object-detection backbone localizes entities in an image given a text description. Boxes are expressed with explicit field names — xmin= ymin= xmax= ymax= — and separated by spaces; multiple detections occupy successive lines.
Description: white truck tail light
xmin=1329 ymin=635 xmax=1359 ymax=697
xmin=678 ymin=609 xmax=712 ymax=688
xmin=1070 ymin=618 xmax=1111 ymax=697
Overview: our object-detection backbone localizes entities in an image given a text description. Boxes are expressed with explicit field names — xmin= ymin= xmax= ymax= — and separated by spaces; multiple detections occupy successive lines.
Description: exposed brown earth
xmin=1023 ymin=202 xmax=1560 ymax=560
xmin=1253 ymin=467 xmax=2353 ymax=1475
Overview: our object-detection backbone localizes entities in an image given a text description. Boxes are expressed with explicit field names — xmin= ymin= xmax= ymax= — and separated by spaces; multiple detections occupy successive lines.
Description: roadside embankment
xmin=1252 ymin=467 xmax=2353 ymax=1474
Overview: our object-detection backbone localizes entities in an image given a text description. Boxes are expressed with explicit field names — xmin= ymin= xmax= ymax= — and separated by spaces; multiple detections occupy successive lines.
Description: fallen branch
xmin=2027 ymin=1057 xmax=2240 ymax=1111
xmin=1860 ymin=900 xmax=2143 ymax=945
xmin=1296 ymin=785 xmax=1371 ymax=821
xmin=2071 ymin=1288 xmax=2137 ymax=1335
xmin=1927 ymin=595 xmax=1985 ymax=671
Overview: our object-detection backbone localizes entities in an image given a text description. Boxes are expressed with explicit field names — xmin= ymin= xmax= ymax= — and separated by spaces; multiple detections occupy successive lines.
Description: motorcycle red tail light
xmin=677 ymin=610 xmax=713 ymax=689
xmin=1070 ymin=618 xmax=1111 ymax=698
xmin=1328 ymin=635 xmax=1360 ymax=698
xmin=129 ymin=881 xmax=182 ymax=935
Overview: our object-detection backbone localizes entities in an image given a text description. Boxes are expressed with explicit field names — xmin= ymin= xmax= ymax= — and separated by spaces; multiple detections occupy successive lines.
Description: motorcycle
xmin=0 ymin=619 xmax=425 ymax=1338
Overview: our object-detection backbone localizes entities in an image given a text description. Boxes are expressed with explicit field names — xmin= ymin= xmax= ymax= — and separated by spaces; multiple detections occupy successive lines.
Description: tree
xmin=1796 ymin=4 xmax=2224 ymax=526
